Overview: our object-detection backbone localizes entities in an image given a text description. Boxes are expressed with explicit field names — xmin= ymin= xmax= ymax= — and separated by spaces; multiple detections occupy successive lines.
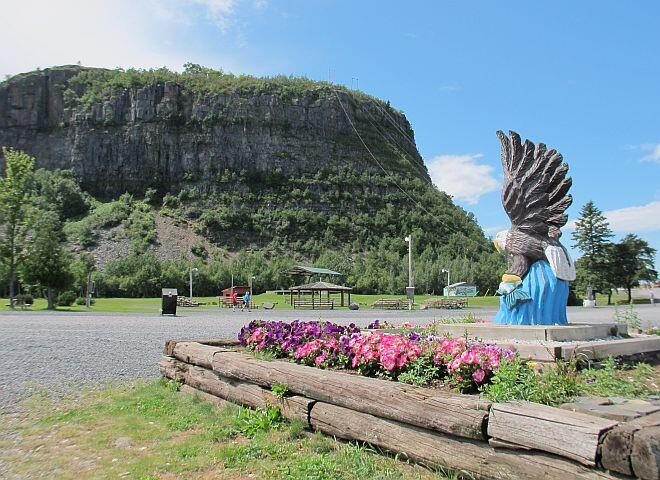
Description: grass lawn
xmin=0 ymin=380 xmax=456 ymax=480
xmin=0 ymin=294 xmax=501 ymax=313
xmin=1 ymin=292 xmax=651 ymax=314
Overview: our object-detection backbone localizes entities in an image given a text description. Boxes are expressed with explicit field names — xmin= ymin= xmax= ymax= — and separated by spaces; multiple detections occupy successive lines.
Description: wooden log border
xmin=160 ymin=339 xmax=659 ymax=479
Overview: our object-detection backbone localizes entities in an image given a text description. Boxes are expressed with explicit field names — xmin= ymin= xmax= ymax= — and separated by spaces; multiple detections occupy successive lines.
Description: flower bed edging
xmin=160 ymin=348 xmax=618 ymax=480
xmin=161 ymin=339 xmax=660 ymax=479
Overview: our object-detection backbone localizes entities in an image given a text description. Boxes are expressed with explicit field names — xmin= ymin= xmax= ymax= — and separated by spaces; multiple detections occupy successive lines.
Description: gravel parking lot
xmin=1 ymin=305 xmax=658 ymax=411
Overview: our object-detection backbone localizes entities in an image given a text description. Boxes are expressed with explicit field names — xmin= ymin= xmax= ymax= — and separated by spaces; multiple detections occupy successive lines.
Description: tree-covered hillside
xmin=0 ymin=65 xmax=505 ymax=298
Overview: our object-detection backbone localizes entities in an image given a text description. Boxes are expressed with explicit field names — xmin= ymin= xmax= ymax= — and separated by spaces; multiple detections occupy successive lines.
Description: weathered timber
xmin=211 ymin=351 xmax=490 ymax=440
xmin=487 ymin=401 xmax=618 ymax=466
xmin=631 ymin=425 xmax=660 ymax=480
xmin=160 ymin=357 xmax=311 ymax=424
xmin=164 ymin=338 xmax=239 ymax=356
xmin=565 ymin=337 xmax=660 ymax=361
xmin=171 ymin=342 xmax=233 ymax=369
xmin=180 ymin=384 xmax=228 ymax=407
xmin=310 ymin=401 xmax=617 ymax=480
xmin=601 ymin=411 xmax=660 ymax=477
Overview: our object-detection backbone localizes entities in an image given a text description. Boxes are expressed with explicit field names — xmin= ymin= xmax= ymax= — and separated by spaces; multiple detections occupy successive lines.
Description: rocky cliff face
xmin=0 ymin=66 xmax=427 ymax=198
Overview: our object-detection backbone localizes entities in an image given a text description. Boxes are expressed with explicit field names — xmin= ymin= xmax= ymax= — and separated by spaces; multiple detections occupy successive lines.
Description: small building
xmin=443 ymin=282 xmax=477 ymax=297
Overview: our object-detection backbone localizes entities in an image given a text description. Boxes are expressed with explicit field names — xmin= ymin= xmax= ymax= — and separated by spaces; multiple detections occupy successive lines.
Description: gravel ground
xmin=1 ymin=305 xmax=659 ymax=411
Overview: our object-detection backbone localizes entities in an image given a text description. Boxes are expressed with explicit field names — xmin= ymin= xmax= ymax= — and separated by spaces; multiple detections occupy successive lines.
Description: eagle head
xmin=494 ymin=230 xmax=509 ymax=255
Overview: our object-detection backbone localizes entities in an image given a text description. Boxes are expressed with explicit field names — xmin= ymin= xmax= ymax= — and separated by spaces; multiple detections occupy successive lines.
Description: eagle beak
xmin=493 ymin=239 xmax=502 ymax=254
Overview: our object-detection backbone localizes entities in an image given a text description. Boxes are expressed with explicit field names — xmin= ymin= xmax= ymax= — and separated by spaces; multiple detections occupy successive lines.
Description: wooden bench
xmin=372 ymin=299 xmax=406 ymax=310
xmin=424 ymin=298 xmax=468 ymax=309
xmin=177 ymin=296 xmax=200 ymax=307
xmin=293 ymin=299 xmax=334 ymax=310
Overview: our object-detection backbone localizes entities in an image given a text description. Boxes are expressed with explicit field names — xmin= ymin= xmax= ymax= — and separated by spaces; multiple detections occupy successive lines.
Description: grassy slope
xmin=0 ymin=380 xmax=453 ymax=480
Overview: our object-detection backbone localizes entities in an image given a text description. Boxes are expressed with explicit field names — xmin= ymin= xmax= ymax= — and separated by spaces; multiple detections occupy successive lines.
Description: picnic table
xmin=292 ymin=299 xmax=334 ymax=310
xmin=372 ymin=298 xmax=406 ymax=310
xmin=177 ymin=296 xmax=200 ymax=307
xmin=423 ymin=298 xmax=468 ymax=309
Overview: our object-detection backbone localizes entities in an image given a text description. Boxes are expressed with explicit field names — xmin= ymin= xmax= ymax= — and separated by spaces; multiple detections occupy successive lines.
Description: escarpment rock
xmin=0 ymin=66 xmax=426 ymax=198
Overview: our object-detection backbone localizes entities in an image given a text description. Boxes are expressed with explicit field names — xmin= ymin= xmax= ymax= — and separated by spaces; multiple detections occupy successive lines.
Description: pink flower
xmin=472 ymin=369 xmax=486 ymax=383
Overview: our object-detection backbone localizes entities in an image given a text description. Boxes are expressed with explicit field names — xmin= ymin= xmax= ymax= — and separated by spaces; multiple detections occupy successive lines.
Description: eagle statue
xmin=492 ymin=131 xmax=576 ymax=325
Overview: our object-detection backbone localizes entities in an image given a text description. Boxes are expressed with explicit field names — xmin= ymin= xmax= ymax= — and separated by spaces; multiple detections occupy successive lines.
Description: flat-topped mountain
xmin=0 ymin=65 xmax=502 ymax=294
xmin=0 ymin=65 xmax=427 ymax=198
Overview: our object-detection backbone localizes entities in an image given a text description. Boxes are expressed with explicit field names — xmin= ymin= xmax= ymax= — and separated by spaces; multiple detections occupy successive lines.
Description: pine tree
xmin=571 ymin=201 xmax=614 ymax=301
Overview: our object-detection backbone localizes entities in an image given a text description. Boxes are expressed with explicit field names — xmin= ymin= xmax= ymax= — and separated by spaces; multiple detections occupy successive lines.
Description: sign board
xmin=443 ymin=284 xmax=477 ymax=297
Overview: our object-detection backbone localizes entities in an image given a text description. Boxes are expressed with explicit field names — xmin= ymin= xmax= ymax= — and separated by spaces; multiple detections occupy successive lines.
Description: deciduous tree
xmin=20 ymin=211 xmax=73 ymax=309
xmin=0 ymin=148 xmax=35 ymax=306
xmin=609 ymin=234 xmax=657 ymax=304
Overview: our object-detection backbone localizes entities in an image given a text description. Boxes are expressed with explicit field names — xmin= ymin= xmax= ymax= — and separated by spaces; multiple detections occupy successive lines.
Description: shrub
xmin=56 ymin=291 xmax=77 ymax=306
xmin=481 ymin=357 xmax=581 ymax=406
xmin=75 ymin=296 xmax=95 ymax=306
xmin=15 ymin=293 xmax=34 ymax=305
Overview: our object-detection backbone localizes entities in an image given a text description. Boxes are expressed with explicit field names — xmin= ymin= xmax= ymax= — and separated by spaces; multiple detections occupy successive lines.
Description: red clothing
xmin=231 ymin=292 xmax=237 ymax=305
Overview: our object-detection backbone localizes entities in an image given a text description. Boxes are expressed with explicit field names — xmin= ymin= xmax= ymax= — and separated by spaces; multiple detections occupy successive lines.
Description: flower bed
xmin=239 ymin=320 xmax=514 ymax=392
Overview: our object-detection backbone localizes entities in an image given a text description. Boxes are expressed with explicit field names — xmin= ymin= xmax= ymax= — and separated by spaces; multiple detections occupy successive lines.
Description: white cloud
xmin=484 ymin=225 xmax=507 ymax=235
xmin=641 ymin=144 xmax=660 ymax=164
xmin=439 ymin=84 xmax=461 ymax=93
xmin=569 ymin=201 xmax=660 ymax=232
xmin=177 ymin=0 xmax=237 ymax=30
xmin=426 ymin=154 xmax=499 ymax=205
xmin=0 ymin=0 xmax=251 ymax=79
xmin=602 ymin=201 xmax=660 ymax=232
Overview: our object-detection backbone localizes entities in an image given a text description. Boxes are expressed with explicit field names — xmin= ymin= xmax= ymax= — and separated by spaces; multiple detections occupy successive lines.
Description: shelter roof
xmin=284 ymin=265 xmax=342 ymax=276
xmin=289 ymin=281 xmax=352 ymax=291
xmin=446 ymin=282 xmax=475 ymax=288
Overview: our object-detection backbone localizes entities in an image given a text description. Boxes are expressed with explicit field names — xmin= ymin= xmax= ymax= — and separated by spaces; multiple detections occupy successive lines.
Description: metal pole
xmin=405 ymin=234 xmax=413 ymax=310
xmin=408 ymin=235 xmax=413 ymax=289
xmin=85 ymin=272 xmax=92 ymax=308
xmin=189 ymin=267 xmax=198 ymax=299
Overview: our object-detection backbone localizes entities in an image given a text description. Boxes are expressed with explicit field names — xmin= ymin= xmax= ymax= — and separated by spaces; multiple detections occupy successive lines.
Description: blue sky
xmin=2 ymin=0 xmax=659 ymax=263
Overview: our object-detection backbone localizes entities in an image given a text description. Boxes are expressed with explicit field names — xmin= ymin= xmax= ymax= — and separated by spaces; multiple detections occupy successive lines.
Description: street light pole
xmin=405 ymin=234 xmax=414 ymax=310
xmin=189 ymin=267 xmax=198 ymax=299
xmin=442 ymin=269 xmax=450 ymax=295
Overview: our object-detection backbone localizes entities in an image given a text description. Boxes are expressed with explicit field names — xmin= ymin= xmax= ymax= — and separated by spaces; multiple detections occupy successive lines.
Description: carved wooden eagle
xmin=494 ymin=131 xmax=573 ymax=279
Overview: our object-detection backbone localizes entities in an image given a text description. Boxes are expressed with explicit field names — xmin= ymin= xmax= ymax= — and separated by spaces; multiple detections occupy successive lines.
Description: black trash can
xmin=161 ymin=288 xmax=178 ymax=316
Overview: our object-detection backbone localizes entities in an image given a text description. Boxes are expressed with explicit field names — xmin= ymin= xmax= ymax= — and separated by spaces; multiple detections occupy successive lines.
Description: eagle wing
xmin=497 ymin=130 xmax=572 ymax=238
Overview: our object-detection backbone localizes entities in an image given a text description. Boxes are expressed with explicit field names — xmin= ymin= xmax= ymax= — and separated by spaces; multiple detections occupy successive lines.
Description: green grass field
xmin=0 ymin=380 xmax=453 ymax=479
xmin=1 ymin=292 xmax=651 ymax=313
xmin=0 ymin=293 xmax=501 ymax=313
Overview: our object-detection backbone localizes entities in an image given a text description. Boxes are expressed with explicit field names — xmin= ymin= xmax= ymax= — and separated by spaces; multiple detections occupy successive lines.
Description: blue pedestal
xmin=493 ymin=260 xmax=568 ymax=326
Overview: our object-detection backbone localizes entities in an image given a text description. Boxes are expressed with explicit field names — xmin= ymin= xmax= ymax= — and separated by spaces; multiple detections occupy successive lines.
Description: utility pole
xmin=189 ymin=267 xmax=198 ymax=299
xmin=405 ymin=234 xmax=414 ymax=310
